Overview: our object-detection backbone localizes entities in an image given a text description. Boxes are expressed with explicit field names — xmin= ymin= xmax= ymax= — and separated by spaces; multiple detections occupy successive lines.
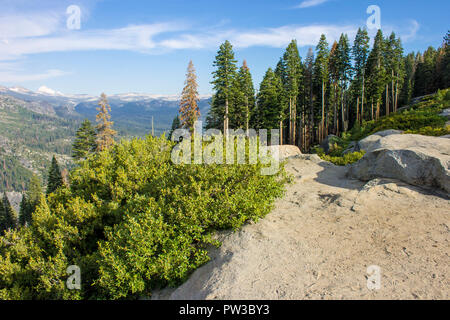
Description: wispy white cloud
xmin=0 ymin=23 xmax=186 ymax=60
xmin=157 ymin=24 xmax=357 ymax=50
xmin=0 ymin=13 xmax=356 ymax=60
xmin=0 ymin=13 xmax=61 ymax=39
xmin=296 ymin=0 xmax=330 ymax=9
xmin=0 ymin=66 xmax=68 ymax=82
xmin=0 ymin=3 xmax=422 ymax=84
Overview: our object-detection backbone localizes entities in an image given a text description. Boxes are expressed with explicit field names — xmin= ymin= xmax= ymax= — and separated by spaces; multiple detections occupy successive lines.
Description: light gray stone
xmin=349 ymin=134 xmax=450 ymax=193
xmin=355 ymin=130 xmax=403 ymax=152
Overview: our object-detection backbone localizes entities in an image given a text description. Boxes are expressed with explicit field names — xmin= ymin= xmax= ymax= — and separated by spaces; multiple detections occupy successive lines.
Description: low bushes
xmin=0 ymin=135 xmax=289 ymax=299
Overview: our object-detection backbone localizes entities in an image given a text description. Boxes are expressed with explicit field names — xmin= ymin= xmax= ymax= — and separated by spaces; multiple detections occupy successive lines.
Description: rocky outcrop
xmin=440 ymin=108 xmax=450 ymax=127
xmin=349 ymin=134 xmax=450 ymax=193
xmin=440 ymin=108 xmax=450 ymax=119
xmin=354 ymin=130 xmax=403 ymax=152
xmin=152 ymin=155 xmax=450 ymax=300
xmin=263 ymin=145 xmax=302 ymax=160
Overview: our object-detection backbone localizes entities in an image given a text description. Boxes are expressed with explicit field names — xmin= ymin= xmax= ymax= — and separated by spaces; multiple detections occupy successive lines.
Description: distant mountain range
xmin=0 ymin=85 xmax=212 ymax=136
xmin=0 ymin=85 xmax=211 ymax=193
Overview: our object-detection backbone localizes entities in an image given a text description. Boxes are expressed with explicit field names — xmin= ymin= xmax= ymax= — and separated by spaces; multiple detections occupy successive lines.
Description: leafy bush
xmin=346 ymin=88 xmax=450 ymax=142
xmin=404 ymin=125 xmax=450 ymax=136
xmin=316 ymin=147 xmax=366 ymax=166
xmin=0 ymin=135 xmax=289 ymax=299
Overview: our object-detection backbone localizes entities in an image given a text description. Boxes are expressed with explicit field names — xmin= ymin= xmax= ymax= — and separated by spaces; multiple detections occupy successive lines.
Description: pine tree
xmin=206 ymin=41 xmax=238 ymax=134
xmin=168 ymin=115 xmax=181 ymax=140
xmin=314 ymin=34 xmax=330 ymax=141
xmin=73 ymin=119 xmax=96 ymax=160
xmin=443 ymin=31 xmax=450 ymax=88
xmin=46 ymin=156 xmax=64 ymax=195
xmin=256 ymin=68 xmax=284 ymax=133
xmin=414 ymin=46 xmax=437 ymax=97
xmin=336 ymin=34 xmax=352 ymax=132
xmin=179 ymin=60 xmax=201 ymax=132
xmin=304 ymin=48 xmax=315 ymax=150
xmin=0 ymin=192 xmax=17 ymax=234
xmin=366 ymin=29 xmax=387 ymax=120
xmin=399 ymin=52 xmax=416 ymax=105
xmin=96 ymin=93 xmax=117 ymax=152
xmin=352 ymin=28 xmax=370 ymax=124
xmin=279 ymin=40 xmax=302 ymax=145
xmin=235 ymin=60 xmax=256 ymax=132
xmin=329 ymin=41 xmax=340 ymax=134
xmin=19 ymin=174 xmax=42 ymax=226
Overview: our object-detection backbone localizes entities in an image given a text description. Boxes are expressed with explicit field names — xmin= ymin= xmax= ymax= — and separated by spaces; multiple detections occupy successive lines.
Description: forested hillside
xmin=0 ymin=95 xmax=78 ymax=192
xmin=205 ymin=30 xmax=450 ymax=152
xmin=0 ymin=92 xmax=211 ymax=192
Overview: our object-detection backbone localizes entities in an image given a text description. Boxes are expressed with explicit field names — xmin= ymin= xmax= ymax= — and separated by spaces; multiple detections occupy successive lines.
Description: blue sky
xmin=0 ymin=0 xmax=448 ymax=96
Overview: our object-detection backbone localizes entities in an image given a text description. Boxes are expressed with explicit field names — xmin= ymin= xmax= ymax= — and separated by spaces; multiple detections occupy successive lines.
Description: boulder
xmin=355 ymin=130 xmax=403 ymax=152
xmin=342 ymin=141 xmax=357 ymax=155
xmin=262 ymin=145 xmax=302 ymax=160
xmin=440 ymin=108 xmax=450 ymax=120
xmin=348 ymin=134 xmax=450 ymax=193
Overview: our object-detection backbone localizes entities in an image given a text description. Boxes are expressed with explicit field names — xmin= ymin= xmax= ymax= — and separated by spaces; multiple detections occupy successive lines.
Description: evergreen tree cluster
xmin=12 ymin=159 xmax=59 ymax=233
xmin=0 ymin=192 xmax=17 ymax=235
xmin=205 ymin=30 xmax=450 ymax=152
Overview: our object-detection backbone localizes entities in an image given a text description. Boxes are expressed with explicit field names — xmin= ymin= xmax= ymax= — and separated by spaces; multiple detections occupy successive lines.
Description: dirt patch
xmin=152 ymin=155 xmax=450 ymax=300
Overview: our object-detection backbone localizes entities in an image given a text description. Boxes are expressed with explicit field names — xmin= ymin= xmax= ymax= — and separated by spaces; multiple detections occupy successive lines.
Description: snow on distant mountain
xmin=0 ymin=85 xmax=211 ymax=103
xmin=0 ymin=85 xmax=212 ymax=134
xmin=37 ymin=86 xmax=64 ymax=96
xmin=9 ymin=86 xmax=35 ymax=95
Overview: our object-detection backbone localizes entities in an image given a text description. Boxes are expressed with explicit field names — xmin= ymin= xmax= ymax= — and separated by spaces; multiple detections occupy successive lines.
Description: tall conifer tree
xmin=73 ymin=119 xmax=96 ymax=160
xmin=0 ymin=192 xmax=17 ymax=234
xmin=46 ymin=156 xmax=64 ymax=195
xmin=206 ymin=40 xmax=238 ymax=135
xmin=179 ymin=60 xmax=201 ymax=132
xmin=314 ymin=34 xmax=330 ymax=141
xmin=96 ymin=93 xmax=117 ymax=152
xmin=352 ymin=28 xmax=370 ymax=124
xmin=235 ymin=60 xmax=256 ymax=132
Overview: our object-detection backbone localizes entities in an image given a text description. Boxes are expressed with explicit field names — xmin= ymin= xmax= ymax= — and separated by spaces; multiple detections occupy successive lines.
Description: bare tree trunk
xmin=280 ymin=120 xmax=283 ymax=146
xmin=321 ymin=81 xmax=325 ymax=142
xmin=293 ymin=96 xmax=297 ymax=146
xmin=245 ymin=96 xmax=249 ymax=136
xmin=224 ymin=98 xmax=229 ymax=137
xmin=386 ymin=84 xmax=389 ymax=116
xmin=376 ymin=100 xmax=380 ymax=120
xmin=391 ymin=70 xmax=395 ymax=114
xmin=341 ymin=88 xmax=345 ymax=133
xmin=356 ymin=96 xmax=360 ymax=124
xmin=371 ymin=98 xmax=374 ymax=121
xmin=333 ymin=83 xmax=338 ymax=135
xmin=395 ymin=74 xmax=399 ymax=112
xmin=361 ymin=73 xmax=365 ymax=124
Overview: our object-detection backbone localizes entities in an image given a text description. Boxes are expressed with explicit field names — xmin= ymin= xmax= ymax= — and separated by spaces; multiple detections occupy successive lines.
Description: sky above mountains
xmin=0 ymin=0 xmax=448 ymax=96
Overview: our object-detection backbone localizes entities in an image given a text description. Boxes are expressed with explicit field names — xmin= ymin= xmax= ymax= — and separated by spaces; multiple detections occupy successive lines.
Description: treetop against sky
xmin=0 ymin=0 xmax=447 ymax=95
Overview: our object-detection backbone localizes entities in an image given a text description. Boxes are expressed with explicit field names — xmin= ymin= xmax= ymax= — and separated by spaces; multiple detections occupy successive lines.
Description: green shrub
xmin=404 ymin=125 xmax=450 ymax=136
xmin=0 ymin=135 xmax=289 ymax=299
xmin=318 ymin=150 xmax=366 ymax=166
xmin=346 ymin=88 xmax=450 ymax=142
